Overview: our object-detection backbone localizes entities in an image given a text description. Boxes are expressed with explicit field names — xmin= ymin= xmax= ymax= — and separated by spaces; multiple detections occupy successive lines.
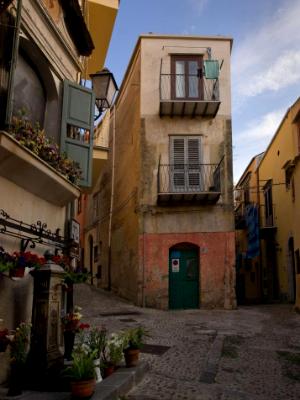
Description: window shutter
xmin=60 ymin=80 xmax=95 ymax=187
xmin=187 ymin=138 xmax=201 ymax=188
xmin=171 ymin=138 xmax=185 ymax=188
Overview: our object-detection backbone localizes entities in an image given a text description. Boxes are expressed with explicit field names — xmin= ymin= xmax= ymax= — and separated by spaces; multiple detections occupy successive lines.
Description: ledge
xmin=0 ymin=131 xmax=80 ymax=206
xmin=0 ymin=362 xmax=149 ymax=400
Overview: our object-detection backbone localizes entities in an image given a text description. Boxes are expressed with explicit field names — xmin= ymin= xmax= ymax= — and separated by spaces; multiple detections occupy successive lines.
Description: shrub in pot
xmin=122 ymin=326 xmax=149 ymax=368
xmin=66 ymin=351 xmax=96 ymax=398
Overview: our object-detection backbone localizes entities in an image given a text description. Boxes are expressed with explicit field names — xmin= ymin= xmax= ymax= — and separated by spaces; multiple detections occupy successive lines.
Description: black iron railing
xmin=160 ymin=74 xmax=219 ymax=102
xmin=158 ymin=161 xmax=222 ymax=194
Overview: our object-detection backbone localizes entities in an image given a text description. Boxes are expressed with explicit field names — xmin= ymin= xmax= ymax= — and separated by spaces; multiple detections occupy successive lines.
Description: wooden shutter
xmin=187 ymin=138 xmax=201 ymax=189
xmin=60 ymin=80 xmax=95 ymax=187
xmin=171 ymin=138 xmax=185 ymax=189
xmin=170 ymin=136 xmax=201 ymax=191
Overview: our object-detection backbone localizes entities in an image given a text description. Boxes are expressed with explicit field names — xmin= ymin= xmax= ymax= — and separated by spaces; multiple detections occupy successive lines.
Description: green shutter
xmin=61 ymin=80 xmax=95 ymax=187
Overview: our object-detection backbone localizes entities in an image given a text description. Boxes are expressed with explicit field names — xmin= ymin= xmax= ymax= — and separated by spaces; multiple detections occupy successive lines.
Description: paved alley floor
xmin=75 ymin=284 xmax=300 ymax=400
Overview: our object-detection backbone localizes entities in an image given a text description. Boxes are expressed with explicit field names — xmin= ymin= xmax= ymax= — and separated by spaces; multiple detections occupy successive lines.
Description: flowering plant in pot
xmin=122 ymin=326 xmax=149 ymax=368
xmin=101 ymin=332 xmax=124 ymax=377
xmin=0 ymin=247 xmax=14 ymax=276
xmin=65 ymin=349 xmax=96 ymax=398
xmin=61 ymin=306 xmax=89 ymax=360
xmin=0 ymin=325 xmax=9 ymax=352
xmin=6 ymin=250 xmax=45 ymax=278
xmin=7 ymin=322 xmax=31 ymax=396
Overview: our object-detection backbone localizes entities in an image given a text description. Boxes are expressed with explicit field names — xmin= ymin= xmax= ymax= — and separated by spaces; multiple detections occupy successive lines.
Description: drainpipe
xmin=5 ymin=0 xmax=22 ymax=126
xmin=107 ymin=105 xmax=116 ymax=291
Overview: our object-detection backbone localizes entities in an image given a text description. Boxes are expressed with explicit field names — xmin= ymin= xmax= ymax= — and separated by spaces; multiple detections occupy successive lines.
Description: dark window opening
xmin=264 ymin=181 xmax=273 ymax=226
xmin=295 ymin=249 xmax=300 ymax=274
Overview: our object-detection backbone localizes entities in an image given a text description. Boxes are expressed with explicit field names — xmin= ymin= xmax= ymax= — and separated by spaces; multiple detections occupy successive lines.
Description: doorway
xmin=169 ymin=243 xmax=199 ymax=309
xmin=288 ymin=237 xmax=296 ymax=303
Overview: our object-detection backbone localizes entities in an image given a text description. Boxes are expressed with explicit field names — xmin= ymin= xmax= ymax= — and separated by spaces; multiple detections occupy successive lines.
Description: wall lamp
xmin=90 ymin=68 xmax=118 ymax=121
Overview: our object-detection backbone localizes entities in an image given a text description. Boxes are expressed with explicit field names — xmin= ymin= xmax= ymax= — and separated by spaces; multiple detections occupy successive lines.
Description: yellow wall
xmin=258 ymin=99 xmax=300 ymax=305
xmin=85 ymin=0 xmax=119 ymax=76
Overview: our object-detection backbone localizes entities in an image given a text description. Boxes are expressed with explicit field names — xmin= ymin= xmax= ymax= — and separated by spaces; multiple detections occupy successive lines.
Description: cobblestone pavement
xmin=75 ymin=284 xmax=300 ymax=400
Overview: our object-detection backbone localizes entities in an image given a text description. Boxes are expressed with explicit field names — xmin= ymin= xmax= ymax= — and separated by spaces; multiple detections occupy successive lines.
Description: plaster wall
xmin=0 ymin=176 xmax=66 ymax=383
xmin=259 ymin=100 xmax=300 ymax=302
xmin=138 ymin=231 xmax=236 ymax=310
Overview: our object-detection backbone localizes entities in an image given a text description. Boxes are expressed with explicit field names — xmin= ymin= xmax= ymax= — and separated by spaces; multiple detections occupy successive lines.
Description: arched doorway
xmin=169 ymin=243 xmax=199 ymax=309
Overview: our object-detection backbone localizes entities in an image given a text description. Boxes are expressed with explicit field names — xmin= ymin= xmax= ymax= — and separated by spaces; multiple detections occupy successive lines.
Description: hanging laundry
xmin=245 ymin=204 xmax=260 ymax=259
xmin=204 ymin=60 xmax=219 ymax=79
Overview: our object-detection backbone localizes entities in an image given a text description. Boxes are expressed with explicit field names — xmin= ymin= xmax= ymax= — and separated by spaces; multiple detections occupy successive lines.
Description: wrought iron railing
xmin=160 ymin=74 xmax=219 ymax=102
xmin=158 ymin=161 xmax=222 ymax=194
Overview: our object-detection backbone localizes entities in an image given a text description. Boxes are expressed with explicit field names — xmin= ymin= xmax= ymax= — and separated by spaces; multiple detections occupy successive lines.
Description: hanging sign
xmin=172 ymin=258 xmax=180 ymax=273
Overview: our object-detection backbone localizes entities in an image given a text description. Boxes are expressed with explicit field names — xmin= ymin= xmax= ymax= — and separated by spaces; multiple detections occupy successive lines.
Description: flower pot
xmin=103 ymin=365 xmax=115 ymax=378
xmin=7 ymin=362 xmax=25 ymax=396
xmin=0 ymin=340 xmax=8 ymax=353
xmin=70 ymin=378 xmax=96 ymax=398
xmin=64 ymin=330 xmax=75 ymax=361
xmin=9 ymin=266 xmax=25 ymax=278
xmin=124 ymin=348 xmax=140 ymax=368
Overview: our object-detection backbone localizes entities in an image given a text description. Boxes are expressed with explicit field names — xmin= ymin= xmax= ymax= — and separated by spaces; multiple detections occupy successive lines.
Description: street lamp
xmin=90 ymin=68 xmax=118 ymax=120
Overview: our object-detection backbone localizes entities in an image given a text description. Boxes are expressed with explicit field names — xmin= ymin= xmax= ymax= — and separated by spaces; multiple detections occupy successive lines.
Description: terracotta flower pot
xmin=103 ymin=365 xmax=115 ymax=378
xmin=9 ymin=266 xmax=25 ymax=278
xmin=70 ymin=378 xmax=96 ymax=398
xmin=124 ymin=348 xmax=140 ymax=368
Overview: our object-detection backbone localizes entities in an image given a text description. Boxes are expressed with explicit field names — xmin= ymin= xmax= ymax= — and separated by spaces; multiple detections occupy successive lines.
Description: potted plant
xmin=66 ymin=350 xmax=96 ymax=398
xmin=7 ymin=322 xmax=31 ymax=396
xmin=122 ymin=326 xmax=148 ymax=368
xmin=0 ymin=327 xmax=9 ymax=352
xmin=101 ymin=333 xmax=124 ymax=378
xmin=61 ymin=306 xmax=89 ymax=360
xmin=87 ymin=327 xmax=107 ymax=382
xmin=0 ymin=247 xmax=14 ymax=277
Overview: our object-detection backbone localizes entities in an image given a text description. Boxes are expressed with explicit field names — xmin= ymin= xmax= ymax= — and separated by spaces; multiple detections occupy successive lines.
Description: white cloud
xmin=236 ymin=108 xmax=285 ymax=143
xmin=188 ymin=0 xmax=209 ymax=15
xmin=233 ymin=0 xmax=300 ymax=99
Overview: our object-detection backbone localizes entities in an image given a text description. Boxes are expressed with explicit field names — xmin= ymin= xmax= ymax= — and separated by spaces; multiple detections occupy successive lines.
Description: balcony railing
xmin=159 ymin=74 xmax=220 ymax=117
xmin=157 ymin=161 xmax=222 ymax=204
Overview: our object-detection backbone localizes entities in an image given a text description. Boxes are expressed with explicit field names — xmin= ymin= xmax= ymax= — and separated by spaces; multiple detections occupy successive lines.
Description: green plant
xmin=87 ymin=327 xmax=107 ymax=359
xmin=102 ymin=333 xmax=124 ymax=367
xmin=9 ymin=114 xmax=82 ymax=184
xmin=8 ymin=322 xmax=31 ymax=364
xmin=66 ymin=351 xmax=95 ymax=381
xmin=123 ymin=326 xmax=149 ymax=350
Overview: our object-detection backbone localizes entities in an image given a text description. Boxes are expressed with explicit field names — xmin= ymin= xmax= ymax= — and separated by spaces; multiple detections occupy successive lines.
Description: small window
xmin=171 ymin=55 xmax=203 ymax=100
xmin=94 ymin=245 xmax=99 ymax=262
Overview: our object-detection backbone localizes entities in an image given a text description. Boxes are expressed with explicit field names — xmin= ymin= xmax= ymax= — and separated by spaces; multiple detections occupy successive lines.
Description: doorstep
xmin=0 ymin=362 xmax=149 ymax=400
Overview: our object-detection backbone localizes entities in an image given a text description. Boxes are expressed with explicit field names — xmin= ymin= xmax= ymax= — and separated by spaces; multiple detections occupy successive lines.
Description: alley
xmin=75 ymin=284 xmax=300 ymax=400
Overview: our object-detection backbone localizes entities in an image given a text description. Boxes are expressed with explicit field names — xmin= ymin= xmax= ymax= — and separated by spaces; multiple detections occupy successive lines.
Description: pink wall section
xmin=138 ymin=232 xmax=236 ymax=310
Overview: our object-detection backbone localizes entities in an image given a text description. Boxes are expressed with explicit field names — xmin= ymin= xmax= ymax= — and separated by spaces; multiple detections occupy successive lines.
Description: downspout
xmin=5 ymin=0 xmax=22 ymax=126
xmin=107 ymin=104 xmax=116 ymax=291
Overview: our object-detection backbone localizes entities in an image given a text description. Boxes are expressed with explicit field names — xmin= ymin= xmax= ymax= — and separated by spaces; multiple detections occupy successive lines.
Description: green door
xmin=169 ymin=248 xmax=199 ymax=309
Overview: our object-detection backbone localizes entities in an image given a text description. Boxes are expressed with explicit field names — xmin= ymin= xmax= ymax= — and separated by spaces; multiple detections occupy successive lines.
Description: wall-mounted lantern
xmin=90 ymin=68 xmax=118 ymax=120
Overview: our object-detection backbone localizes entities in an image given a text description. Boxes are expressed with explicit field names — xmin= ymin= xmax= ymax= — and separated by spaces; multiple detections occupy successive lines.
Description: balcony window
xmin=264 ymin=180 xmax=273 ymax=227
xmin=171 ymin=55 xmax=202 ymax=100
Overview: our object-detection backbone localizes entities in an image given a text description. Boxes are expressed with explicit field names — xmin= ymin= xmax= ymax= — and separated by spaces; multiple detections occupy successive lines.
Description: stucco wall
xmin=138 ymin=231 xmax=236 ymax=310
xmin=0 ymin=176 xmax=67 ymax=383
xmin=258 ymin=99 xmax=300 ymax=303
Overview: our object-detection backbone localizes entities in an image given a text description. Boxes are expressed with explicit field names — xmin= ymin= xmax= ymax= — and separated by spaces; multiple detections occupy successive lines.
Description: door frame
xmin=169 ymin=242 xmax=200 ymax=309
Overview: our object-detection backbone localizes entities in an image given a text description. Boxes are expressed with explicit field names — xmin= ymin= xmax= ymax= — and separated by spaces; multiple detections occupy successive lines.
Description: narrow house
xmin=85 ymin=34 xmax=236 ymax=310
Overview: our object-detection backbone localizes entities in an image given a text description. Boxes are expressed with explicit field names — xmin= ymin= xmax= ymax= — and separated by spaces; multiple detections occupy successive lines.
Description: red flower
xmin=79 ymin=323 xmax=90 ymax=330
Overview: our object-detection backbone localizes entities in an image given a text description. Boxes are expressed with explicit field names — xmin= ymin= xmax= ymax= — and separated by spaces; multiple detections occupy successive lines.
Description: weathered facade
xmin=235 ymin=97 xmax=300 ymax=310
xmin=87 ymin=34 xmax=236 ymax=310
xmin=0 ymin=0 xmax=118 ymax=383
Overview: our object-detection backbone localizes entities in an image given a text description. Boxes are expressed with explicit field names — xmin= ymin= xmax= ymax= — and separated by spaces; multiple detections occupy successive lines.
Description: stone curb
xmin=0 ymin=362 xmax=149 ymax=400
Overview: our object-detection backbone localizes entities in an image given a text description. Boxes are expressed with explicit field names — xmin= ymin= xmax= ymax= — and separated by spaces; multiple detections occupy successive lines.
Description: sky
xmin=105 ymin=0 xmax=300 ymax=182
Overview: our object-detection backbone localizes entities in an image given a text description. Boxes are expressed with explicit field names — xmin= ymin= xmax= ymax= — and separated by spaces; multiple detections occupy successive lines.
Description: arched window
xmin=13 ymin=52 xmax=46 ymax=127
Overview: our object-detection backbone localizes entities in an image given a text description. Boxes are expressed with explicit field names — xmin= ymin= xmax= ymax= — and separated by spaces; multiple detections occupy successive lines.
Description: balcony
xmin=157 ymin=161 xmax=222 ymax=204
xmin=159 ymin=73 xmax=220 ymax=117
xmin=260 ymin=204 xmax=277 ymax=238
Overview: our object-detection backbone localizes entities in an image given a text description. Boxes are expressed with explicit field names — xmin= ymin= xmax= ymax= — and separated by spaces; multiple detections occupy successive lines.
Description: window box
xmin=0 ymin=131 xmax=80 ymax=206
